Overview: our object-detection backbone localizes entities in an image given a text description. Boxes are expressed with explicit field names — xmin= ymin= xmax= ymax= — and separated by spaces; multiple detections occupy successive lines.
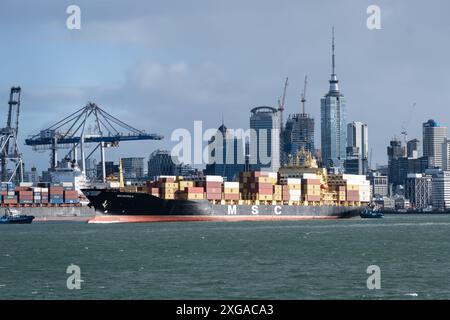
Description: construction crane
xmin=401 ymin=102 xmax=416 ymax=145
xmin=277 ymin=77 xmax=288 ymax=132
xmin=300 ymin=75 xmax=308 ymax=114
xmin=25 ymin=102 xmax=163 ymax=183
xmin=0 ymin=87 xmax=24 ymax=182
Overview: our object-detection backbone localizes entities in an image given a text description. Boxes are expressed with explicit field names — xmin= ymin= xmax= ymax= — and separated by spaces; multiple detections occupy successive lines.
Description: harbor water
xmin=1 ymin=214 xmax=450 ymax=299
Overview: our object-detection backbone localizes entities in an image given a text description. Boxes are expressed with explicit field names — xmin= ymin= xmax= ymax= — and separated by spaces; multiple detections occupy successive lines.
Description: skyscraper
xmin=321 ymin=28 xmax=347 ymax=170
xmin=205 ymin=123 xmax=245 ymax=181
xmin=249 ymin=106 xmax=280 ymax=172
xmin=407 ymin=138 xmax=422 ymax=159
xmin=283 ymin=115 xmax=315 ymax=159
xmin=422 ymin=119 xmax=448 ymax=168
xmin=387 ymin=138 xmax=406 ymax=186
xmin=121 ymin=157 xmax=145 ymax=182
xmin=442 ymin=138 xmax=450 ymax=170
xmin=344 ymin=121 xmax=368 ymax=174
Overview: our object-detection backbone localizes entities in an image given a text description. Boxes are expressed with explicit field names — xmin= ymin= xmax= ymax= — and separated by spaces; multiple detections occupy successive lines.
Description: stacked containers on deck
xmin=343 ymin=174 xmax=371 ymax=203
xmin=302 ymin=176 xmax=321 ymax=202
xmin=0 ymin=182 xmax=6 ymax=203
xmin=327 ymin=175 xmax=347 ymax=202
xmin=273 ymin=184 xmax=283 ymax=201
xmin=240 ymin=171 xmax=277 ymax=201
xmin=283 ymin=178 xmax=301 ymax=202
xmin=158 ymin=176 xmax=178 ymax=200
xmin=41 ymin=187 xmax=49 ymax=204
xmin=64 ymin=184 xmax=80 ymax=204
xmin=204 ymin=175 xmax=223 ymax=201
xmin=146 ymin=181 xmax=160 ymax=197
xmin=177 ymin=180 xmax=202 ymax=200
xmin=32 ymin=187 xmax=41 ymax=204
xmin=223 ymin=182 xmax=239 ymax=201
xmin=3 ymin=182 xmax=17 ymax=204
xmin=49 ymin=184 xmax=64 ymax=204
xmin=17 ymin=187 xmax=33 ymax=204
xmin=181 ymin=187 xmax=204 ymax=200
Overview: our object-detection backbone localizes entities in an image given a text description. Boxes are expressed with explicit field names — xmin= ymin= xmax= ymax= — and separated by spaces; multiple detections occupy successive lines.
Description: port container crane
xmin=25 ymin=102 xmax=163 ymax=182
xmin=0 ymin=87 xmax=24 ymax=182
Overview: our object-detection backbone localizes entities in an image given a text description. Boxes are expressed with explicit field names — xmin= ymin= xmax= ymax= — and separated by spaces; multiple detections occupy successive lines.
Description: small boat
xmin=360 ymin=207 xmax=384 ymax=219
xmin=0 ymin=208 xmax=35 ymax=224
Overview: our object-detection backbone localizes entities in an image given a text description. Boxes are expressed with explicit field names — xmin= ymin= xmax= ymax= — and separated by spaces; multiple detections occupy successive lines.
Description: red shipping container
xmin=205 ymin=182 xmax=222 ymax=188
xmin=206 ymin=187 xmax=221 ymax=194
xmin=206 ymin=193 xmax=222 ymax=200
xmin=304 ymin=179 xmax=321 ymax=185
xmin=224 ymin=193 xmax=239 ymax=200
xmin=185 ymin=187 xmax=204 ymax=194
xmin=306 ymin=195 xmax=321 ymax=201
xmin=255 ymin=188 xmax=273 ymax=195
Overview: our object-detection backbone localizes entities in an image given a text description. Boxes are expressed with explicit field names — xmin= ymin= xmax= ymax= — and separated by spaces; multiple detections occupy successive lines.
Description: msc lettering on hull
xmin=227 ymin=205 xmax=283 ymax=215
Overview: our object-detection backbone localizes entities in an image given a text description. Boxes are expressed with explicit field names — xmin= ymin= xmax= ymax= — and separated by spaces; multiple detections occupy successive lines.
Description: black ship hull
xmin=82 ymin=189 xmax=362 ymax=223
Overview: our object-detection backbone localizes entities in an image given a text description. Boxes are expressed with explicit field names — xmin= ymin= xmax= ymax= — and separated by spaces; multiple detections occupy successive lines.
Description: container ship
xmin=83 ymin=152 xmax=370 ymax=223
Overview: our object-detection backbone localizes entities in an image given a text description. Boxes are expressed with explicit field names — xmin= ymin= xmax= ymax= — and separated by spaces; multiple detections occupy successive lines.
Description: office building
xmin=407 ymin=139 xmax=421 ymax=159
xmin=405 ymin=174 xmax=432 ymax=209
xmin=432 ymin=171 xmax=450 ymax=210
xmin=205 ymin=123 xmax=245 ymax=181
xmin=121 ymin=157 xmax=145 ymax=182
xmin=423 ymin=119 xmax=447 ymax=168
xmin=345 ymin=122 xmax=368 ymax=174
xmin=283 ymin=113 xmax=314 ymax=162
xmin=147 ymin=150 xmax=178 ymax=180
xmin=321 ymin=28 xmax=347 ymax=170
xmin=368 ymin=171 xmax=389 ymax=197
xmin=249 ymin=106 xmax=280 ymax=171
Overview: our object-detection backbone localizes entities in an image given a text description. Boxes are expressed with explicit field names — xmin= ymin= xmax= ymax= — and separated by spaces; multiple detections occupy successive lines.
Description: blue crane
xmin=25 ymin=102 xmax=163 ymax=182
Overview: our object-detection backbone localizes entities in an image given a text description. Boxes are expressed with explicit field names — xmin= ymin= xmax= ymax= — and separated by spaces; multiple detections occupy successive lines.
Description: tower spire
xmin=332 ymin=26 xmax=335 ymax=76
xmin=328 ymin=26 xmax=340 ymax=94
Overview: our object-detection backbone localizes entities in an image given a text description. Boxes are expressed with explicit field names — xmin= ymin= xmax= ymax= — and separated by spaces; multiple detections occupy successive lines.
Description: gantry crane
xmin=25 ymin=102 xmax=163 ymax=182
xmin=0 ymin=87 xmax=24 ymax=182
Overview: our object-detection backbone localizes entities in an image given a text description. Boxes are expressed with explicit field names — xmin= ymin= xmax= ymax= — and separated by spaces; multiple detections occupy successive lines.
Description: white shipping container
xmin=61 ymin=182 xmax=74 ymax=187
xmin=287 ymin=195 xmax=301 ymax=201
xmin=32 ymin=187 xmax=42 ymax=193
xmin=224 ymin=182 xmax=239 ymax=188
xmin=343 ymin=174 xmax=367 ymax=181
xmin=289 ymin=190 xmax=302 ymax=196
xmin=302 ymin=173 xmax=319 ymax=179
xmin=205 ymin=175 xmax=224 ymax=182
xmin=287 ymin=178 xmax=301 ymax=185
xmin=20 ymin=182 xmax=33 ymax=187
xmin=158 ymin=175 xmax=176 ymax=180
xmin=267 ymin=172 xmax=278 ymax=179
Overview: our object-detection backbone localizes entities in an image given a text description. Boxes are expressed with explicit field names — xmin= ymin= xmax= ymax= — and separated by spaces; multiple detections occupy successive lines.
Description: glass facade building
xmin=321 ymin=29 xmax=346 ymax=170
xmin=249 ymin=106 xmax=280 ymax=172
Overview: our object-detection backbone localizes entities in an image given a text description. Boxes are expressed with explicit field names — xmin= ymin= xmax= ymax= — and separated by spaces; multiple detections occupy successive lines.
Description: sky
xmin=1 ymin=0 xmax=450 ymax=172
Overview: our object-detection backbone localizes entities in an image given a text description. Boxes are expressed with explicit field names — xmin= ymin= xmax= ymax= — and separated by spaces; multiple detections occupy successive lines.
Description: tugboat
xmin=360 ymin=206 xmax=384 ymax=219
xmin=0 ymin=208 xmax=35 ymax=224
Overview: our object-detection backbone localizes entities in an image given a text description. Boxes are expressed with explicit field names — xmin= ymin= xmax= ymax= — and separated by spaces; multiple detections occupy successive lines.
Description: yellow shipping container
xmin=273 ymin=194 xmax=283 ymax=201
xmin=223 ymin=188 xmax=239 ymax=194
xmin=179 ymin=181 xmax=195 ymax=189
xmin=346 ymin=184 xmax=359 ymax=191
xmin=256 ymin=194 xmax=273 ymax=201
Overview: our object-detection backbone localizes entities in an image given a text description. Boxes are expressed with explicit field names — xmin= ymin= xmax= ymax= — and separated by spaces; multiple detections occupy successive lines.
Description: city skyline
xmin=2 ymin=1 xmax=450 ymax=172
